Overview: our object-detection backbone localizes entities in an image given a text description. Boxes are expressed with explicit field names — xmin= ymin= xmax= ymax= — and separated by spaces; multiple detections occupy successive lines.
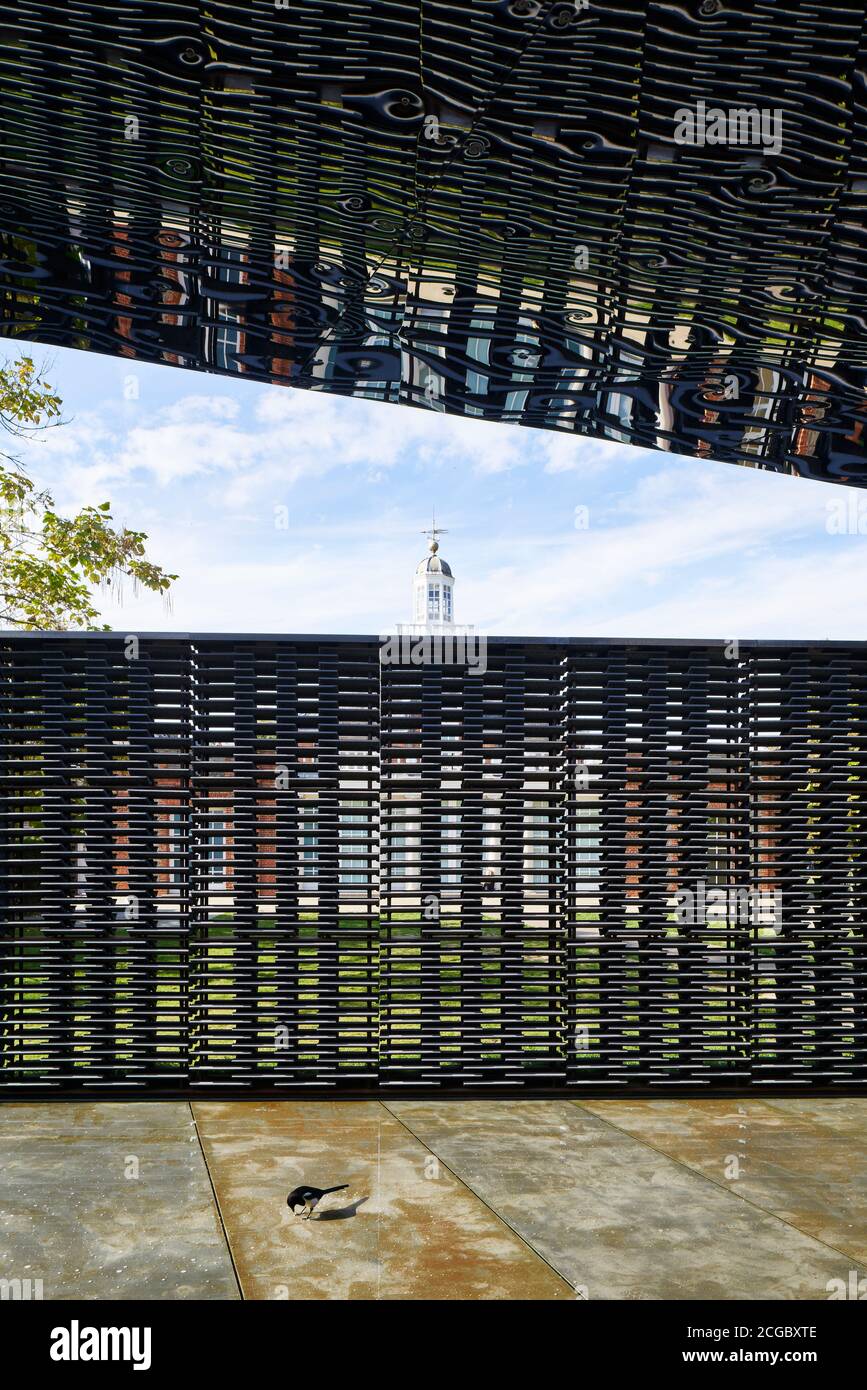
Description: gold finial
xmin=422 ymin=510 xmax=447 ymax=554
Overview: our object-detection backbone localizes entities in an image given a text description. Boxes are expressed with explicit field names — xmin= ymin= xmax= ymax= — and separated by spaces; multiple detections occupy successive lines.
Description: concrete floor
xmin=1 ymin=1098 xmax=864 ymax=1300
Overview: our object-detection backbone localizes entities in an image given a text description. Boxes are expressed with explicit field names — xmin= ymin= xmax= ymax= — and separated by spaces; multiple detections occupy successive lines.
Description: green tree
xmin=0 ymin=355 xmax=176 ymax=628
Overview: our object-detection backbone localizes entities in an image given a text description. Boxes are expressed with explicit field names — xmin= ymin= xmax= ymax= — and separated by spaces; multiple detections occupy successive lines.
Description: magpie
xmin=286 ymin=1183 xmax=348 ymax=1220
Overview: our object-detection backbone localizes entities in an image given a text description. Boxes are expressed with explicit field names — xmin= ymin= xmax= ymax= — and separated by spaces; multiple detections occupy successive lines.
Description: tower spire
xmin=422 ymin=509 xmax=448 ymax=555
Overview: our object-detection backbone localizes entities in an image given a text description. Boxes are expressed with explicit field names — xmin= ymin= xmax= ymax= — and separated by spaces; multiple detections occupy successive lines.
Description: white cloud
xmin=541 ymin=432 xmax=629 ymax=475
xmin=91 ymin=455 xmax=861 ymax=642
xmin=460 ymin=468 xmax=854 ymax=638
xmin=10 ymin=346 xmax=862 ymax=643
xmin=162 ymin=395 xmax=241 ymax=423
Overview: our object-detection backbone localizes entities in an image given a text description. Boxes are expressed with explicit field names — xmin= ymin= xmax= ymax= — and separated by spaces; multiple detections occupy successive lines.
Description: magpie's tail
xmin=322 ymin=1184 xmax=348 ymax=1195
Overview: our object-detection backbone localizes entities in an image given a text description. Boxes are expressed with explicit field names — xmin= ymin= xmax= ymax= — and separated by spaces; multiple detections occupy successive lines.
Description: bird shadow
xmin=315 ymin=1196 xmax=368 ymax=1220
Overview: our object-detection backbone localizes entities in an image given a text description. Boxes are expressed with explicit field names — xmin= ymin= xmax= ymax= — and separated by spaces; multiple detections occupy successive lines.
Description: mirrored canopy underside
xmin=1 ymin=0 xmax=867 ymax=486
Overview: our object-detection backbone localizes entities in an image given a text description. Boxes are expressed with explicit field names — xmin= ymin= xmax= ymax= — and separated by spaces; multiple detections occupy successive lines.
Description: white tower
xmin=412 ymin=517 xmax=454 ymax=629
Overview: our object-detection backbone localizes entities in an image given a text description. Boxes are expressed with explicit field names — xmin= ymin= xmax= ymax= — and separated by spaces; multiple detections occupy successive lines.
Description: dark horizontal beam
xmin=3 ymin=632 xmax=866 ymax=651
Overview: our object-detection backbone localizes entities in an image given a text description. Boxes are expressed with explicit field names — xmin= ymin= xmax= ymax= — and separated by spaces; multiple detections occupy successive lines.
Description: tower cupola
xmin=412 ymin=517 xmax=454 ymax=626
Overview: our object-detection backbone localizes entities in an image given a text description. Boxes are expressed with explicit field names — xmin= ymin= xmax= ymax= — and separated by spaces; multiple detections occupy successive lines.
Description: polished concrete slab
xmin=766 ymin=1097 xmax=867 ymax=1144
xmin=192 ymin=1101 xmax=572 ymax=1300
xmin=388 ymin=1099 xmax=867 ymax=1300
xmin=578 ymin=1097 xmax=867 ymax=1269
xmin=0 ymin=1102 xmax=239 ymax=1300
xmin=2 ymin=1097 xmax=864 ymax=1300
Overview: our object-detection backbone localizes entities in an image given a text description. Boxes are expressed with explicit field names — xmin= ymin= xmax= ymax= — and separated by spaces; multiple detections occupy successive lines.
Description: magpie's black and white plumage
xmin=286 ymin=1184 xmax=348 ymax=1220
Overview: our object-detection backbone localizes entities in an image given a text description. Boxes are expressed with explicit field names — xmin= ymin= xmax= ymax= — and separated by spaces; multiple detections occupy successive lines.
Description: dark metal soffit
xmin=1 ymin=1 xmax=867 ymax=486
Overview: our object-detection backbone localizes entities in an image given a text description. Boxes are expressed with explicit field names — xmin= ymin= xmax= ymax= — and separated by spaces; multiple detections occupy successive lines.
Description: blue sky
xmin=8 ymin=342 xmax=866 ymax=639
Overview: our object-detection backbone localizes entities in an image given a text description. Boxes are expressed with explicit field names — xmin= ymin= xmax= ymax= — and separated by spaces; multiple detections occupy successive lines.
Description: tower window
xmin=443 ymin=586 xmax=452 ymax=620
xmin=428 ymin=584 xmax=440 ymax=618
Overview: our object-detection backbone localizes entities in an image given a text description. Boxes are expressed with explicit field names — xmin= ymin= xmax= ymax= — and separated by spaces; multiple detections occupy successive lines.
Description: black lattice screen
xmin=1 ymin=634 xmax=864 ymax=1094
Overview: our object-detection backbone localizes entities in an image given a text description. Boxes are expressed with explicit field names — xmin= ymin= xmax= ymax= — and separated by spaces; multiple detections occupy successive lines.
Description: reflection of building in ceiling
xmin=1 ymin=1 xmax=867 ymax=487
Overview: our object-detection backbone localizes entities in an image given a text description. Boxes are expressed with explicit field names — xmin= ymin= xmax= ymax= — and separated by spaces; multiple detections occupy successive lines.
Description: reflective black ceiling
xmin=2 ymin=1 xmax=867 ymax=486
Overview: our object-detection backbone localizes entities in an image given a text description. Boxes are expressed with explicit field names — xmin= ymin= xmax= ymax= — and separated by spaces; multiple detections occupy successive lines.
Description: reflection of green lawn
xmin=11 ymin=914 xmax=845 ymax=1075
